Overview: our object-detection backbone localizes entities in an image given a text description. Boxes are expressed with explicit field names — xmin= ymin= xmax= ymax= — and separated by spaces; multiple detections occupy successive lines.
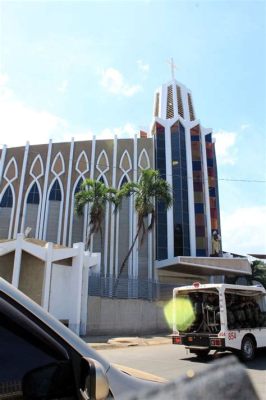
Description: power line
xmin=218 ymin=178 xmax=266 ymax=183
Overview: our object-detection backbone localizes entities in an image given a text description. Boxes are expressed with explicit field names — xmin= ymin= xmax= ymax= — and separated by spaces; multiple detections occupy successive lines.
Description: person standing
xmin=211 ymin=231 xmax=221 ymax=257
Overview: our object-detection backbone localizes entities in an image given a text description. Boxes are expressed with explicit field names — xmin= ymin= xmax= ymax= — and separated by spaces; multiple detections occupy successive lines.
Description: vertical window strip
xmin=188 ymin=93 xmax=195 ymax=121
xmin=171 ymin=122 xmax=190 ymax=256
xmin=154 ymin=92 xmax=160 ymax=117
xmin=166 ymin=85 xmax=174 ymax=119
xmin=155 ymin=123 xmax=168 ymax=260
xmin=205 ymin=136 xmax=220 ymax=233
xmin=213 ymin=144 xmax=221 ymax=235
xmin=190 ymin=126 xmax=207 ymax=254
xmin=171 ymin=123 xmax=183 ymax=256
xmin=176 ymin=86 xmax=184 ymax=118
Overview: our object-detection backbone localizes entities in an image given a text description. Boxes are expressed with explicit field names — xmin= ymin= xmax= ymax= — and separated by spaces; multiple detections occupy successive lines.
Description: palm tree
xmin=115 ymin=168 xmax=173 ymax=283
xmin=75 ymin=178 xmax=118 ymax=250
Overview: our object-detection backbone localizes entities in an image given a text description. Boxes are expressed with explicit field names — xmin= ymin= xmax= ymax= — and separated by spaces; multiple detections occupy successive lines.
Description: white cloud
xmin=0 ymin=76 xmax=68 ymax=147
xmin=0 ymin=73 xmax=9 ymax=86
xmin=221 ymin=206 xmax=266 ymax=256
xmin=0 ymin=74 xmax=139 ymax=147
xmin=57 ymin=79 xmax=68 ymax=94
xmin=137 ymin=60 xmax=150 ymax=73
xmin=100 ymin=68 xmax=142 ymax=97
xmin=58 ymin=130 xmax=95 ymax=143
xmin=95 ymin=123 xmax=137 ymax=139
xmin=213 ymin=130 xmax=238 ymax=165
xmin=59 ymin=123 xmax=137 ymax=143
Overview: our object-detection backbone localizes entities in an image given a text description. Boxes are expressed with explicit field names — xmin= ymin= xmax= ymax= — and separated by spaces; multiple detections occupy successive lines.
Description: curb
xmin=87 ymin=336 xmax=172 ymax=350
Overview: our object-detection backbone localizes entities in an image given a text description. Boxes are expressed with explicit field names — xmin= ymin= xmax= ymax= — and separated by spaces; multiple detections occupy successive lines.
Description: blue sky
xmin=0 ymin=0 xmax=265 ymax=256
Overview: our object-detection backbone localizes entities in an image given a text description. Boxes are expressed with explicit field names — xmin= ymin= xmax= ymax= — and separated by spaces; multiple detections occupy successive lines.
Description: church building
xmin=0 ymin=76 xmax=225 ymax=293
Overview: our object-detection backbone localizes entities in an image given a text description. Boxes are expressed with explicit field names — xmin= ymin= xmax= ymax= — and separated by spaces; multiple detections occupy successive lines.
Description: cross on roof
xmin=167 ymin=57 xmax=177 ymax=80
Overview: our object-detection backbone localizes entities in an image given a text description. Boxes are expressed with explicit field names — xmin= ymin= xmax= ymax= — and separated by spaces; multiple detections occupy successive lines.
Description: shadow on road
xmin=180 ymin=351 xmax=230 ymax=364
xmin=245 ymin=348 xmax=266 ymax=371
xmin=181 ymin=349 xmax=266 ymax=370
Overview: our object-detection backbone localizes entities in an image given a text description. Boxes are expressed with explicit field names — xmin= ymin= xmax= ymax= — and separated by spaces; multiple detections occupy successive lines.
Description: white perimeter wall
xmin=49 ymin=264 xmax=72 ymax=320
xmin=48 ymin=262 xmax=89 ymax=335
xmin=86 ymin=296 xmax=170 ymax=336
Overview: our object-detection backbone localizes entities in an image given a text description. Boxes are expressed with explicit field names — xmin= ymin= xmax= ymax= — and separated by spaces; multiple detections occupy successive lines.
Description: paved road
xmin=98 ymin=344 xmax=266 ymax=400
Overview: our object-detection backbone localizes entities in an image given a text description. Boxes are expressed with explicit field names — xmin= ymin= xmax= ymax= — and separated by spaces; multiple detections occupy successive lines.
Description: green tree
xmin=75 ymin=179 xmax=118 ymax=250
xmin=251 ymin=260 xmax=266 ymax=288
xmin=116 ymin=168 xmax=173 ymax=282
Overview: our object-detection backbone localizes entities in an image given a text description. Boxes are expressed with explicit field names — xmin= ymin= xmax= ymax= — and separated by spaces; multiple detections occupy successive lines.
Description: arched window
xmin=23 ymin=182 xmax=41 ymax=238
xmin=0 ymin=186 xmax=13 ymax=208
xmin=70 ymin=178 xmax=85 ymax=246
xmin=75 ymin=178 xmax=83 ymax=194
xmin=49 ymin=180 xmax=61 ymax=201
xmin=120 ymin=175 xmax=128 ymax=188
xmin=45 ymin=179 xmax=63 ymax=243
xmin=27 ymin=182 xmax=40 ymax=204
xmin=0 ymin=186 xmax=14 ymax=239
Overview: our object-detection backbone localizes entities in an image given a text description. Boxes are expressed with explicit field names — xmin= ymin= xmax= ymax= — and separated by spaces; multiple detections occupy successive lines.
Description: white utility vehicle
xmin=172 ymin=283 xmax=266 ymax=361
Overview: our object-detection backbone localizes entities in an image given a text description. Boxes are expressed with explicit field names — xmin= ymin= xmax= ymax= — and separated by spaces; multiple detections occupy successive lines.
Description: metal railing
xmin=88 ymin=274 xmax=179 ymax=301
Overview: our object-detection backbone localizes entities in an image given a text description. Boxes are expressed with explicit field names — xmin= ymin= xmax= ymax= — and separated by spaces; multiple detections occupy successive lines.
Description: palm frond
xmin=74 ymin=178 xmax=118 ymax=250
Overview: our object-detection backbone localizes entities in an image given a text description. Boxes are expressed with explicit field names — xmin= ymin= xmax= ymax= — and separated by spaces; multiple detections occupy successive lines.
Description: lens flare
xmin=164 ymin=297 xmax=195 ymax=331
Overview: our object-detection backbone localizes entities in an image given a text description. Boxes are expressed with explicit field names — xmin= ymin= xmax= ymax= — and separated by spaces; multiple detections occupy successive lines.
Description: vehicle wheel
xmin=191 ymin=349 xmax=210 ymax=359
xmin=240 ymin=336 xmax=256 ymax=361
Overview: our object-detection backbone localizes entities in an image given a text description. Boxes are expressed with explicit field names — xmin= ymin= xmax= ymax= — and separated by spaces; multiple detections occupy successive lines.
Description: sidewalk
xmin=82 ymin=334 xmax=172 ymax=350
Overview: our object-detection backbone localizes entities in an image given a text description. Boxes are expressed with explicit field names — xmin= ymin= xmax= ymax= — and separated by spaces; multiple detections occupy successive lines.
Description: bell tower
xmin=151 ymin=70 xmax=221 ymax=261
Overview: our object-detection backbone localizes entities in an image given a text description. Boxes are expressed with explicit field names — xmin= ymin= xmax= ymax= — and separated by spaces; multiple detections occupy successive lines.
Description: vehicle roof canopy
xmin=174 ymin=283 xmax=266 ymax=296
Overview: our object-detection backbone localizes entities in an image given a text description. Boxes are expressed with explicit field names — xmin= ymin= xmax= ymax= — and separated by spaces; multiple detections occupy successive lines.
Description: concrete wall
xmin=86 ymin=296 xmax=170 ymax=336
xmin=0 ymin=252 xmax=14 ymax=282
xmin=157 ymin=269 xmax=209 ymax=285
xmin=181 ymin=257 xmax=251 ymax=274
xmin=18 ymin=252 xmax=44 ymax=305
xmin=49 ymin=263 xmax=72 ymax=321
